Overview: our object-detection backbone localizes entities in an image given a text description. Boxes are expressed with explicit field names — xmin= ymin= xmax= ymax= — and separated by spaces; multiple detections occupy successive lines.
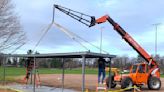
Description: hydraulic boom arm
xmin=54 ymin=5 xmax=95 ymax=27
xmin=54 ymin=4 xmax=157 ymax=67
xmin=95 ymin=15 xmax=157 ymax=67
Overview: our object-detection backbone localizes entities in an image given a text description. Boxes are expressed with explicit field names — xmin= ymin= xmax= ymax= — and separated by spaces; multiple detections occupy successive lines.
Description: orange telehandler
xmin=54 ymin=4 xmax=161 ymax=90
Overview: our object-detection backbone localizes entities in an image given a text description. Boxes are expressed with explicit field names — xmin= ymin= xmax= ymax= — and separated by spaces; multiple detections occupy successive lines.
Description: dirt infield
xmin=0 ymin=89 xmax=15 ymax=92
xmin=16 ymin=74 xmax=164 ymax=91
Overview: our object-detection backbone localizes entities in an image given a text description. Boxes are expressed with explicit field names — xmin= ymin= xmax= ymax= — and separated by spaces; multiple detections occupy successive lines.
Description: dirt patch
xmin=0 ymin=89 xmax=15 ymax=92
xmin=40 ymin=74 xmax=97 ymax=91
xmin=15 ymin=74 xmax=164 ymax=91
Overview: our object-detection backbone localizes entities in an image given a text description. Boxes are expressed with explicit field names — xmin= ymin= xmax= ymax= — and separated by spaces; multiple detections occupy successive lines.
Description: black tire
xmin=106 ymin=75 xmax=117 ymax=88
xmin=148 ymin=76 xmax=161 ymax=90
xmin=121 ymin=77 xmax=133 ymax=90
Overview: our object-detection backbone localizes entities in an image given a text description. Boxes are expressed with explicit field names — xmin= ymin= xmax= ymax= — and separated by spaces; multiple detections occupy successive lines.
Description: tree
xmin=7 ymin=59 xmax=11 ymax=64
xmin=0 ymin=54 xmax=4 ymax=66
xmin=27 ymin=49 xmax=33 ymax=55
xmin=137 ymin=55 xmax=146 ymax=63
xmin=86 ymin=58 xmax=96 ymax=68
xmin=18 ymin=57 xmax=25 ymax=67
xmin=0 ymin=0 xmax=26 ymax=53
xmin=64 ymin=58 xmax=75 ymax=69
xmin=154 ymin=54 xmax=160 ymax=63
xmin=49 ymin=58 xmax=62 ymax=68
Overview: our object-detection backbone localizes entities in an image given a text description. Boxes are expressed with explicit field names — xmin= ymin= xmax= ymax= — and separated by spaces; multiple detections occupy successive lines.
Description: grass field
xmin=161 ymin=74 xmax=164 ymax=77
xmin=0 ymin=67 xmax=98 ymax=82
xmin=0 ymin=67 xmax=98 ymax=76
xmin=0 ymin=67 xmax=164 ymax=77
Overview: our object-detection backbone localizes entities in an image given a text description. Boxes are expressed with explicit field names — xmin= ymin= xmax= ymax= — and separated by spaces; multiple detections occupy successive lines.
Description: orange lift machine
xmin=54 ymin=4 xmax=161 ymax=90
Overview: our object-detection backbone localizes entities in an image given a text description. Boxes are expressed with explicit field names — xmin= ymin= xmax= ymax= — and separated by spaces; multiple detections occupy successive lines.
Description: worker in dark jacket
xmin=98 ymin=57 xmax=106 ymax=84
xmin=25 ymin=58 xmax=34 ymax=79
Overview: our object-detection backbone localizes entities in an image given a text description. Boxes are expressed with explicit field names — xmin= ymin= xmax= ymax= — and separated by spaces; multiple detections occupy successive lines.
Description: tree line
xmin=0 ymin=50 xmax=164 ymax=74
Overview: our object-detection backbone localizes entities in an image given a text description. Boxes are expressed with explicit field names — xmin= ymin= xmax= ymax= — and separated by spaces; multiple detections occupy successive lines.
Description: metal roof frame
xmin=5 ymin=51 xmax=116 ymax=58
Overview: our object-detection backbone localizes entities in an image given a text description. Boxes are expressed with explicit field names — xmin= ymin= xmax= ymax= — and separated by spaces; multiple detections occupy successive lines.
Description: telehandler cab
xmin=106 ymin=63 xmax=161 ymax=90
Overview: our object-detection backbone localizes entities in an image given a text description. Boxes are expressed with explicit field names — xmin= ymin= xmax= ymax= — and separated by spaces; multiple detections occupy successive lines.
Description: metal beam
xmin=4 ymin=51 xmax=116 ymax=58
xmin=33 ymin=57 xmax=36 ymax=92
xmin=82 ymin=55 xmax=86 ymax=92
xmin=3 ymin=56 xmax=7 ymax=86
xmin=108 ymin=58 xmax=112 ymax=89
xmin=62 ymin=58 xmax=65 ymax=92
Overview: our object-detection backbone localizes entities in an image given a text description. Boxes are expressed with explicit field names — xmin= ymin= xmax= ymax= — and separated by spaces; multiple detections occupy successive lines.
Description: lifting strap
xmin=53 ymin=21 xmax=109 ymax=54
xmin=53 ymin=22 xmax=89 ymax=51
xmin=33 ymin=23 xmax=53 ymax=51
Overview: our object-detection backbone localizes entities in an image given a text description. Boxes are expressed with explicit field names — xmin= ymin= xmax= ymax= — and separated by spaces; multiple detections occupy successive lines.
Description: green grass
xmin=0 ymin=76 xmax=16 ymax=82
xmin=39 ymin=68 xmax=98 ymax=74
xmin=0 ymin=67 xmax=26 ymax=76
xmin=160 ymin=74 xmax=164 ymax=78
xmin=0 ymin=67 xmax=98 ymax=82
xmin=0 ymin=67 xmax=164 ymax=77
xmin=0 ymin=67 xmax=98 ymax=76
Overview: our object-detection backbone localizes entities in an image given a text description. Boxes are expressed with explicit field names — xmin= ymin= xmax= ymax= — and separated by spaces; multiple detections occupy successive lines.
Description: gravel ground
xmin=0 ymin=89 xmax=14 ymax=92
xmin=15 ymin=74 xmax=164 ymax=92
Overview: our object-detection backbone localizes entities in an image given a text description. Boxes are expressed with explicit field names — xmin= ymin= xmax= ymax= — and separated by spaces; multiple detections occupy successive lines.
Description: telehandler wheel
xmin=121 ymin=77 xmax=133 ymax=90
xmin=148 ymin=76 xmax=161 ymax=90
xmin=106 ymin=75 xmax=117 ymax=88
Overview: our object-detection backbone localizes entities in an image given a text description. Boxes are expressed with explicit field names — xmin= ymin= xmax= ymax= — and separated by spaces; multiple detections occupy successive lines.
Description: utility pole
xmin=152 ymin=23 xmax=161 ymax=57
xmin=100 ymin=27 xmax=104 ymax=53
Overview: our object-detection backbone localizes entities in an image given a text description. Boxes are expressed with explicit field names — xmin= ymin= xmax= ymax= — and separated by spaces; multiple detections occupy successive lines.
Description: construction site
xmin=0 ymin=0 xmax=164 ymax=92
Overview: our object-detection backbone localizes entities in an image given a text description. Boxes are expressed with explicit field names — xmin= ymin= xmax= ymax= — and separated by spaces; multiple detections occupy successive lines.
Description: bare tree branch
xmin=0 ymin=0 xmax=26 ymax=53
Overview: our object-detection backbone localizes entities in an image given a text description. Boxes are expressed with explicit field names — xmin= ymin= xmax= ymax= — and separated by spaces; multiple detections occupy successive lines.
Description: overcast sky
xmin=12 ymin=0 xmax=164 ymax=57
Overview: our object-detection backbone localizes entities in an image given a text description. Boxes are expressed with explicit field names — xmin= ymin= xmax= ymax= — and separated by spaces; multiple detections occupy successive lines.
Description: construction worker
xmin=25 ymin=58 xmax=34 ymax=79
xmin=98 ymin=57 xmax=107 ymax=84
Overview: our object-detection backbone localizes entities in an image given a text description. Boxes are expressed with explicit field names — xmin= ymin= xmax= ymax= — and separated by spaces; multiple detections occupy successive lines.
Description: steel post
xmin=108 ymin=58 xmax=111 ymax=89
xmin=82 ymin=55 xmax=86 ymax=92
xmin=3 ymin=56 xmax=7 ymax=86
xmin=62 ymin=58 xmax=65 ymax=92
xmin=33 ymin=57 xmax=36 ymax=92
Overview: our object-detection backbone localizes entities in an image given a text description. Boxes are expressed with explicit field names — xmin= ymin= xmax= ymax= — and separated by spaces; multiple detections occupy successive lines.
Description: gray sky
xmin=12 ymin=0 xmax=164 ymax=57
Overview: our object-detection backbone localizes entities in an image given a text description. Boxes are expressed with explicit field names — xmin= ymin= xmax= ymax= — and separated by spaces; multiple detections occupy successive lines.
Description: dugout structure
xmin=2 ymin=51 xmax=116 ymax=92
